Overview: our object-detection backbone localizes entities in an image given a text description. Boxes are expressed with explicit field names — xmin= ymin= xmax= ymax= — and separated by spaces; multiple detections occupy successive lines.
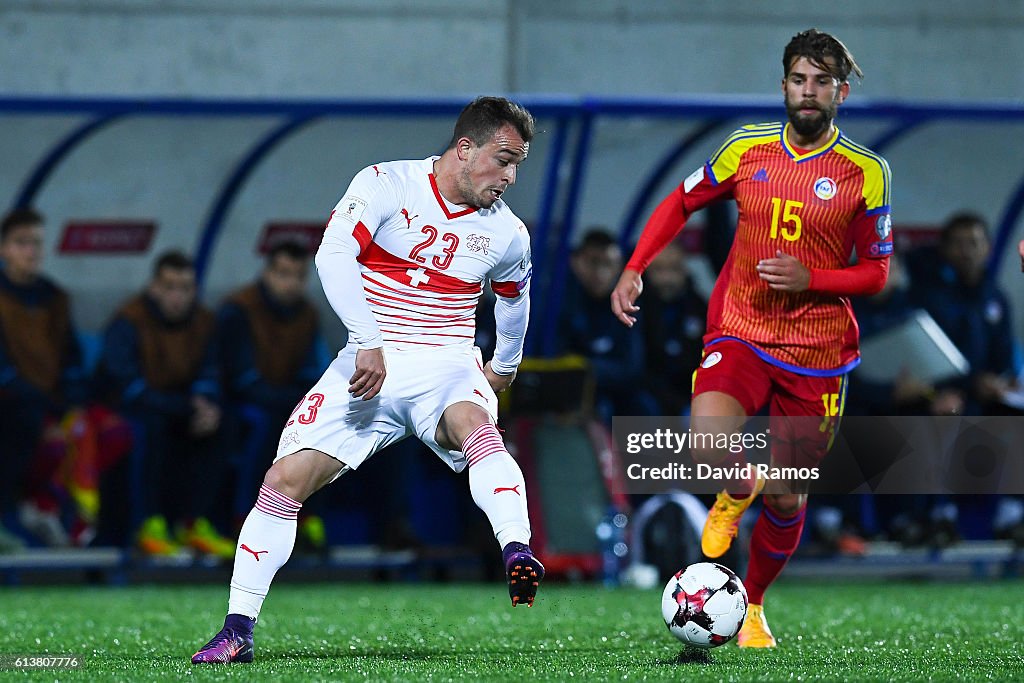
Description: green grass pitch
xmin=1 ymin=580 xmax=1022 ymax=680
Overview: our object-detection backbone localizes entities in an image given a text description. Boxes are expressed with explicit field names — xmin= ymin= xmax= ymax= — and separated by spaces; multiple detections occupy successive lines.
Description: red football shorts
xmin=692 ymin=338 xmax=847 ymax=467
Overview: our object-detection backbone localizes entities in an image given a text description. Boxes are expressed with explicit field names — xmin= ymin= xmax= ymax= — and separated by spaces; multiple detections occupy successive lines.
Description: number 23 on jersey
xmin=408 ymin=225 xmax=460 ymax=270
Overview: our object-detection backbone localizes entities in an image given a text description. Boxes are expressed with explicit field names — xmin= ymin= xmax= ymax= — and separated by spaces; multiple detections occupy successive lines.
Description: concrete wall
xmin=4 ymin=1 xmax=1023 ymax=100
xmin=2 ymin=0 xmax=1024 ymax=347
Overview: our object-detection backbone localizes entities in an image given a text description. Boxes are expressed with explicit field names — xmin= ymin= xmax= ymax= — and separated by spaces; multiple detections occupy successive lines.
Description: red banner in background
xmin=258 ymin=222 xmax=325 ymax=255
xmin=58 ymin=220 xmax=156 ymax=254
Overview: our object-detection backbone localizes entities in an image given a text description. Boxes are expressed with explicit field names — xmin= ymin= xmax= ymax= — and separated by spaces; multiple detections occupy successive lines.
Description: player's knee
xmin=263 ymin=463 xmax=296 ymax=499
xmin=263 ymin=455 xmax=314 ymax=502
xmin=265 ymin=449 xmax=344 ymax=502
xmin=438 ymin=402 xmax=493 ymax=450
xmin=763 ymin=492 xmax=806 ymax=516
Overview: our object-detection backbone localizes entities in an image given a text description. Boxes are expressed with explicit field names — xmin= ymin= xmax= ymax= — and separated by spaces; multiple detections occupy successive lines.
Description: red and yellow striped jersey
xmin=683 ymin=122 xmax=892 ymax=374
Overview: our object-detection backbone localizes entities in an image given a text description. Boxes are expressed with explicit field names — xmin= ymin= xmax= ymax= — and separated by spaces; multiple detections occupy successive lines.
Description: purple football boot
xmin=503 ymin=542 xmax=545 ymax=607
xmin=191 ymin=614 xmax=255 ymax=664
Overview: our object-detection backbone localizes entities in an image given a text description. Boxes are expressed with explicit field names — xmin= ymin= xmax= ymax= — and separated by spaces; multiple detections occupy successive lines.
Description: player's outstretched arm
xmin=1018 ymin=239 xmax=1024 ymax=272
xmin=613 ymin=184 xmax=697 ymax=327
xmin=611 ymin=268 xmax=643 ymax=327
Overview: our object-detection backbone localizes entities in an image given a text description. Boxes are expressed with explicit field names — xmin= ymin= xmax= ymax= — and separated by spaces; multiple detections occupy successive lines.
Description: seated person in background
xmin=0 ymin=208 xmax=89 ymax=548
xmin=97 ymin=250 xmax=233 ymax=558
xmin=909 ymin=212 xmax=1018 ymax=415
xmin=640 ymin=239 xmax=707 ymax=415
xmin=848 ymin=254 xmax=963 ymax=416
xmin=474 ymin=288 xmax=498 ymax=361
xmin=215 ymin=241 xmax=326 ymax=546
xmin=559 ymin=229 xmax=658 ymax=423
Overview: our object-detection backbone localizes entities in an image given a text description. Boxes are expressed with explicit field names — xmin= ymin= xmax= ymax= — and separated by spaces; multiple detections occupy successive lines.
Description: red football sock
xmin=745 ymin=503 xmax=806 ymax=606
xmin=720 ymin=450 xmax=755 ymax=499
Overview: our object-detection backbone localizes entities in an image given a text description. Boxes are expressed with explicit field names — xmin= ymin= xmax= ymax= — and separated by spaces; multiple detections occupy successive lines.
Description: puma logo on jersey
xmin=373 ymin=165 xmax=386 ymax=176
xmin=493 ymin=485 xmax=521 ymax=496
xmin=401 ymin=208 xmax=419 ymax=229
xmin=473 ymin=388 xmax=488 ymax=402
xmin=241 ymin=544 xmax=268 ymax=561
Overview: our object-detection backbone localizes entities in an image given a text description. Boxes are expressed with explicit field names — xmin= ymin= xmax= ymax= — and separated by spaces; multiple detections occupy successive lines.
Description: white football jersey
xmin=321 ymin=157 xmax=532 ymax=351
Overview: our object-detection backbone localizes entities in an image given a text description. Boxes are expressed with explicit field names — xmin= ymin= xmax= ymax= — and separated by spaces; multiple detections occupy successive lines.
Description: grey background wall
xmin=5 ymin=1 xmax=1023 ymax=100
xmin=2 ymin=0 xmax=1023 ymax=348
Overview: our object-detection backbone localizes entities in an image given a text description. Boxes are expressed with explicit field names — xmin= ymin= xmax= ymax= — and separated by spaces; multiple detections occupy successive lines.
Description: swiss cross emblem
xmin=406 ymin=267 xmax=430 ymax=287
xmin=466 ymin=234 xmax=490 ymax=255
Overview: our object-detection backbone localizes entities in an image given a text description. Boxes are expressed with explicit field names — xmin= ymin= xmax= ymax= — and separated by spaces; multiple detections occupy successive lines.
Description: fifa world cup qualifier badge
xmin=875 ymin=214 xmax=892 ymax=239
xmin=336 ymin=195 xmax=367 ymax=224
xmin=870 ymin=214 xmax=894 ymax=255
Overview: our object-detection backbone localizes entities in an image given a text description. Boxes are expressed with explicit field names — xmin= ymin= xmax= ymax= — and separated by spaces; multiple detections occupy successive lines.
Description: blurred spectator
xmin=96 ymin=251 xmax=232 ymax=558
xmin=640 ymin=239 xmax=707 ymax=415
xmin=215 ymin=241 xmax=327 ymax=549
xmin=559 ymin=229 xmax=658 ymax=423
xmin=474 ymin=289 xmax=498 ymax=361
xmin=846 ymin=254 xmax=963 ymax=548
xmin=848 ymin=255 xmax=964 ymax=416
xmin=0 ymin=208 xmax=87 ymax=549
xmin=909 ymin=212 xmax=1018 ymax=415
xmin=702 ymin=201 xmax=737 ymax=276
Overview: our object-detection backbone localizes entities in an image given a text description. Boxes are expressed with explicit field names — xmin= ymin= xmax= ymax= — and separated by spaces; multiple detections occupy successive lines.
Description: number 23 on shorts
xmin=288 ymin=393 xmax=325 ymax=426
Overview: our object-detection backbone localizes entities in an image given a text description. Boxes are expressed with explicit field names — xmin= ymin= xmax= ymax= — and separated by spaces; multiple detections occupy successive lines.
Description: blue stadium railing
xmin=3 ymin=95 xmax=1024 ymax=356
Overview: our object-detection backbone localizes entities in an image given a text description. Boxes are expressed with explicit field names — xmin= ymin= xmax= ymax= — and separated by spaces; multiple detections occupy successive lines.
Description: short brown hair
xmin=941 ymin=211 xmax=989 ymax=244
xmin=447 ymin=97 xmax=535 ymax=149
xmin=783 ymin=29 xmax=863 ymax=83
xmin=266 ymin=240 xmax=311 ymax=263
xmin=153 ymin=250 xmax=194 ymax=278
xmin=1 ymin=207 xmax=44 ymax=240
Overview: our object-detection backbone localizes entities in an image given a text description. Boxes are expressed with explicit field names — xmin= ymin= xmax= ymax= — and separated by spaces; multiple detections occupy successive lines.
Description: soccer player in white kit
xmin=193 ymin=97 xmax=543 ymax=664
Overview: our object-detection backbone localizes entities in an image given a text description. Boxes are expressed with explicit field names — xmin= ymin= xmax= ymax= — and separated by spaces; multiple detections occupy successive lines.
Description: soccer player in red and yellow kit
xmin=612 ymin=29 xmax=892 ymax=648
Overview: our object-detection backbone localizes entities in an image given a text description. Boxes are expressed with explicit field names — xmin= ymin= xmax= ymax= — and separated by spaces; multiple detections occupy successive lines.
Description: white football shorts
xmin=275 ymin=344 xmax=498 ymax=477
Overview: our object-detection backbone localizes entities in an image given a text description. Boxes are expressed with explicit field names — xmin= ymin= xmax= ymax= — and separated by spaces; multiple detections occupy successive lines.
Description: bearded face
xmin=785 ymin=91 xmax=839 ymax=140
xmin=782 ymin=56 xmax=847 ymax=143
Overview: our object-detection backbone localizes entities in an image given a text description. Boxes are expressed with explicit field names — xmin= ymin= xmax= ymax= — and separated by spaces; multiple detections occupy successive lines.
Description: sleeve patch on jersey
xmin=875 ymin=214 xmax=892 ymax=239
xmin=336 ymin=195 xmax=368 ymax=225
xmin=683 ymin=165 xmax=705 ymax=193
xmin=516 ymin=266 xmax=532 ymax=291
xmin=519 ymin=248 xmax=531 ymax=272
xmin=868 ymin=241 xmax=894 ymax=257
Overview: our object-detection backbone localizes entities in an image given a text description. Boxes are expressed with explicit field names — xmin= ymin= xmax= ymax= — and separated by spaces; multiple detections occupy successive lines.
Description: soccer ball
xmin=661 ymin=562 xmax=748 ymax=648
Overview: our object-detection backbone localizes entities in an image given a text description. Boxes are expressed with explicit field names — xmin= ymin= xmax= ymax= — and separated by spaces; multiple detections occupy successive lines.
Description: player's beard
xmin=786 ymin=97 xmax=837 ymax=140
xmin=457 ymin=167 xmax=497 ymax=209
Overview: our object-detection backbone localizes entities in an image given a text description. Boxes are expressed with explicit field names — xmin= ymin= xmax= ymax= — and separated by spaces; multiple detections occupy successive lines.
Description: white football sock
xmin=227 ymin=484 xmax=301 ymax=620
xmin=464 ymin=423 xmax=531 ymax=549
